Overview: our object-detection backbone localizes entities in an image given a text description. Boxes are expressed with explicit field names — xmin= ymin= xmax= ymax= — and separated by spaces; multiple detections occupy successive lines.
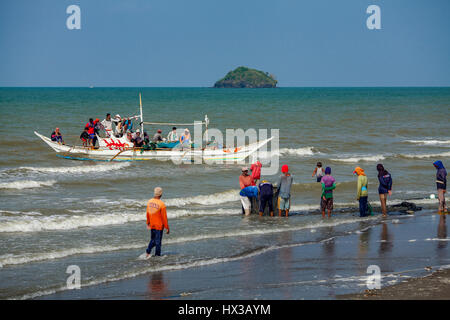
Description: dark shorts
xmin=317 ymin=176 xmax=323 ymax=182
xmin=259 ymin=194 xmax=273 ymax=213
xmin=321 ymin=197 xmax=333 ymax=211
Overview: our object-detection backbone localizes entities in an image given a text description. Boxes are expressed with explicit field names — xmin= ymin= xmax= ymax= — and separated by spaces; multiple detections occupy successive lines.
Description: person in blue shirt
xmin=377 ymin=164 xmax=393 ymax=217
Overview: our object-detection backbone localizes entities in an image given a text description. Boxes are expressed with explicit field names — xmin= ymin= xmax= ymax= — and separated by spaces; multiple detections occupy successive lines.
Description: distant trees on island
xmin=214 ymin=66 xmax=277 ymax=88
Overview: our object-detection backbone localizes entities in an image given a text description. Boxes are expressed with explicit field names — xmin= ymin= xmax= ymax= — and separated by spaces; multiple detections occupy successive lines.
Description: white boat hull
xmin=34 ymin=131 xmax=273 ymax=162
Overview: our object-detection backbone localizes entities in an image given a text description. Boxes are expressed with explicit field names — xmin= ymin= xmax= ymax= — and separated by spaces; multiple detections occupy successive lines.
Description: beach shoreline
xmin=339 ymin=267 xmax=450 ymax=300
xmin=34 ymin=210 xmax=449 ymax=300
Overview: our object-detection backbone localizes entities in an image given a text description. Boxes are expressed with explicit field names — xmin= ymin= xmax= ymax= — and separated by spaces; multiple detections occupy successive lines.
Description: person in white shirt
xmin=101 ymin=113 xmax=113 ymax=137
xmin=167 ymin=127 xmax=178 ymax=142
xmin=113 ymin=114 xmax=122 ymax=137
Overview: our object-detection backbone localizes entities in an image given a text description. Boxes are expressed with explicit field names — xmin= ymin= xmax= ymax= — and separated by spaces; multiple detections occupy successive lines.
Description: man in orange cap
xmin=354 ymin=167 xmax=369 ymax=217
xmin=277 ymin=164 xmax=293 ymax=217
xmin=145 ymin=187 xmax=169 ymax=258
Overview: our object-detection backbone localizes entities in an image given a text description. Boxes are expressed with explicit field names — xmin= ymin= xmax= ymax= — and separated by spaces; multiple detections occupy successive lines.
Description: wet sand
xmin=339 ymin=267 xmax=450 ymax=300
xmin=38 ymin=210 xmax=449 ymax=300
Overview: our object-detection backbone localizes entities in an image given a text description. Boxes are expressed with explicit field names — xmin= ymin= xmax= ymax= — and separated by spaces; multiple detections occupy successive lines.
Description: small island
xmin=214 ymin=66 xmax=277 ymax=88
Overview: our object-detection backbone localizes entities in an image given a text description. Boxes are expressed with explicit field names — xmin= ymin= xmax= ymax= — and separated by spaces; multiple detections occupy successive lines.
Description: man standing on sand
xmin=277 ymin=164 xmax=293 ymax=217
xmin=145 ymin=187 xmax=169 ymax=258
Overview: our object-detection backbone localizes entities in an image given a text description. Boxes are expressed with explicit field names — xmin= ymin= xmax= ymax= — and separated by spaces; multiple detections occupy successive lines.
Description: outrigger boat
xmin=34 ymin=94 xmax=273 ymax=162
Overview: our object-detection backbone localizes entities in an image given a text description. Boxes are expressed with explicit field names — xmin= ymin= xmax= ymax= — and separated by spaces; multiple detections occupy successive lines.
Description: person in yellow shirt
xmin=145 ymin=187 xmax=169 ymax=258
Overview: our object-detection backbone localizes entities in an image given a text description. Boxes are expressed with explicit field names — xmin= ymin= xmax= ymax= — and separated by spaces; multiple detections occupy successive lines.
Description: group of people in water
xmin=238 ymin=160 xmax=447 ymax=218
xmin=51 ymin=113 xmax=193 ymax=149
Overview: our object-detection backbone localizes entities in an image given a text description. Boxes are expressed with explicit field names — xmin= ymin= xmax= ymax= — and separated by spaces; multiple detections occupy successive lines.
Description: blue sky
xmin=1 ymin=0 xmax=449 ymax=87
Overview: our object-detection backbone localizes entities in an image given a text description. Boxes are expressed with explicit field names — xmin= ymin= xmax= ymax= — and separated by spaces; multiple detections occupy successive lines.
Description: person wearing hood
xmin=354 ymin=167 xmax=369 ymax=217
xmin=433 ymin=160 xmax=447 ymax=213
xmin=377 ymin=164 xmax=393 ymax=217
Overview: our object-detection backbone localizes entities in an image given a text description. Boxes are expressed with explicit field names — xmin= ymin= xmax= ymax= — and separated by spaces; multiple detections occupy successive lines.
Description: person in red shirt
xmin=145 ymin=187 xmax=169 ymax=258
xmin=85 ymin=118 xmax=95 ymax=146
xmin=250 ymin=160 xmax=262 ymax=185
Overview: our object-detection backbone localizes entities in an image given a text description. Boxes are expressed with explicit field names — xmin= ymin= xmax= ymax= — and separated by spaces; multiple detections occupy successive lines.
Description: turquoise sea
xmin=0 ymin=87 xmax=449 ymax=299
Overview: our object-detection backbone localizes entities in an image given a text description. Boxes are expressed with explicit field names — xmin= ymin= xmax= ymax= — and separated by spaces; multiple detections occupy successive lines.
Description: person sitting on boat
xmin=143 ymin=131 xmax=150 ymax=144
xmin=101 ymin=113 xmax=113 ymax=137
xmin=124 ymin=118 xmax=133 ymax=132
xmin=179 ymin=128 xmax=191 ymax=148
xmin=167 ymin=127 xmax=178 ymax=142
xmin=85 ymin=118 xmax=95 ymax=146
xmin=51 ymin=128 xmax=64 ymax=144
xmin=132 ymin=131 xmax=144 ymax=148
xmin=80 ymin=127 xmax=89 ymax=147
xmin=126 ymin=131 xmax=133 ymax=143
xmin=152 ymin=129 xmax=164 ymax=143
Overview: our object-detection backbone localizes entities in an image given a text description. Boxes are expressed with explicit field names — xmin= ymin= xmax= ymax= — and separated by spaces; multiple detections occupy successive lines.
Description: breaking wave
xmin=18 ymin=162 xmax=131 ymax=175
xmin=0 ymin=180 xmax=56 ymax=190
xmin=405 ymin=139 xmax=450 ymax=146
xmin=330 ymin=155 xmax=386 ymax=163
xmin=399 ymin=152 xmax=450 ymax=159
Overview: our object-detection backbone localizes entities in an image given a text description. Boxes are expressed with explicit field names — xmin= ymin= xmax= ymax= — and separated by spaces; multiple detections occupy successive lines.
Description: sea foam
xmin=0 ymin=180 xmax=56 ymax=189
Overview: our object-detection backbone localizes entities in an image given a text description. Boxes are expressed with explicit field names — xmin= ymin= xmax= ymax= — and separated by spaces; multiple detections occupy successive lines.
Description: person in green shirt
xmin=321 ymin=167 xmax=336 ymax=218
xmin=353 ymin=166 xmax=369 ymax=217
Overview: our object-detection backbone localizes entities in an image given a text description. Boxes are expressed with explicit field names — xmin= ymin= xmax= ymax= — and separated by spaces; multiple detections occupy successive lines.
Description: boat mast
xmin=139 ymin=93 xmax=144 ymax=135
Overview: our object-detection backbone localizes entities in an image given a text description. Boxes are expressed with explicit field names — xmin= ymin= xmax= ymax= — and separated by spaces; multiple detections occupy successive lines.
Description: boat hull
xmin=34 ymin=132 xmax=273 ymax=162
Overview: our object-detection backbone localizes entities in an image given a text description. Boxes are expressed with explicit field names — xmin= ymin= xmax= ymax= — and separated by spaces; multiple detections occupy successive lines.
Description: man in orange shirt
xmin=145 ymin=187 xmax=169 ymax=258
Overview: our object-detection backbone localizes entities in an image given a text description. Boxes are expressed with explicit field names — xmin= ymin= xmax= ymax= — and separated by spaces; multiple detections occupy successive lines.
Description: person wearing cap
xmin=145 ymin=187 xmax=169 ymax=258
xmin=354 ymin=167 xmax=369 ymax=217
xmin=277 ymin=164 xmax=293 ymax=217
xmin=321 ymin=167 xmax=336 ymax=218
xmin=167 ymin=127 xmax=179 ymax=142
xmin=239 ymin=167 xmax=254 ymax=215
xmin=152 ymin=129 xmax=164 ymax=143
